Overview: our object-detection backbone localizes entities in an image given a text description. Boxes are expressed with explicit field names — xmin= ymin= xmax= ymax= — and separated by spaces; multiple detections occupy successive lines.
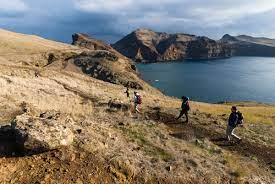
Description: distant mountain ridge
xmin=220 ymin=34 xmax=275 ymax=57
xmin=111 ymin=29 xmax=275 ymax=62
xmin=112 ymin=29 xmax=232 ymax=62
xmin=235 ymin=35 xmax=275 ymax=47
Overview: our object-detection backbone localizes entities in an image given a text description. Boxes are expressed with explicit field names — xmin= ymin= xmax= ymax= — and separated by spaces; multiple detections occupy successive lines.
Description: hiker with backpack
xmin=226 ymin=106 xmax=243 ymax=142
xmin=133 ymin=91 xmax=142 ymax=113
xmin=176 ymin=96 xmax=190 ymax=123
xmin=34 ymin=71 xmax=39 ymax=78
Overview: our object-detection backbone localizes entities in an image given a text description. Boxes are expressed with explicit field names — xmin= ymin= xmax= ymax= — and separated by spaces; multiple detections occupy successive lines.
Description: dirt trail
xmin=146 ymin=110 xmax=275 ymax=168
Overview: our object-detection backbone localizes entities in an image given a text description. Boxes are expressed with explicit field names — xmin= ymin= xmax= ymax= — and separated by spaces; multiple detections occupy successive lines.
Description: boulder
xmin=11 ymin=112 xmax=75 ymax=154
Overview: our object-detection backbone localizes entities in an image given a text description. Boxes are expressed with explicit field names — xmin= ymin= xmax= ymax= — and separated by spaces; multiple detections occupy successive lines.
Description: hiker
xmin=133 ymin=91 xmax=142 ymax=113
xmin=226 ymin=106 xmax=243 ymax=142
xmin=176 ymin=96 xmax=190 ymax=122
xmin=125 ymin=87 xmax=130 ymax=98
xmin=34 ymin=71 xmax=39 ymax=78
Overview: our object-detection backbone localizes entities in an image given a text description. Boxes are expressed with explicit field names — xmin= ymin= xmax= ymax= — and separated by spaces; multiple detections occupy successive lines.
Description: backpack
xmin=136 ymin=95 xmax=142 ymax=104
xmin=181 ymin=99 xmax=190 ymax=111
xmin=237 ymin=111 xmax=244 ymax=125
xmin=185 ymin=101 xmax=190 ymax=111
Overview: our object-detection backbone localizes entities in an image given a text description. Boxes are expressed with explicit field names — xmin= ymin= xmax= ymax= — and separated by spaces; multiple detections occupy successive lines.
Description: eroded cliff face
xmin=72 ymin=33 xmax=112 ymax=51
xmin=71 ymin=33 xmax=146 ymax=89
xmin=72 ymin=33 xmax=127 ymax=58
xmin=220 ymin=34 xmax=275 ymax=57
xmin=70 ymin=51 xmax=143 ymax=89
xmin=112 ymin=29 xmax=232 ymax=62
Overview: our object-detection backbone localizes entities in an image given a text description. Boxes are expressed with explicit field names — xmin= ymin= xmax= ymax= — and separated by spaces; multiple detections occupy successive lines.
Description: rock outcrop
xmin=11 ymin=111 xmax=75 ymax=154
xmin=112 ymin=29 xmax=232 ymax=62
xmin=72 ymin=33 xmax=125 ymax=58
xmin=220 ymin=34 xmax=275 ymax=57
xmin=71 ymin=34 xmax=148 ymax=89
xmin=70 ymin=51 xmax=142 ymax=89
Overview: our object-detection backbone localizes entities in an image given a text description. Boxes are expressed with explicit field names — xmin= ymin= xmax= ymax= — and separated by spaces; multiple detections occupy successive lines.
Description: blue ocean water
xmin=136 ymin=57 xmax=275 ymax=104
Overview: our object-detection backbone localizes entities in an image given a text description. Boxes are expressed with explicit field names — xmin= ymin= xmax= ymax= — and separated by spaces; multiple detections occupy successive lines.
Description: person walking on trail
xmin=176 ymin=96 xmax=190 ymax=123
xmin=35 ymin=71 xmax=39 ymax=78
xmin=133 ymin=91 xmax=142 ymax=113
xmin=226 ymin=106 xmax=243 ymax=142
xmin=125 ymin=87 xmax=130 ymax=98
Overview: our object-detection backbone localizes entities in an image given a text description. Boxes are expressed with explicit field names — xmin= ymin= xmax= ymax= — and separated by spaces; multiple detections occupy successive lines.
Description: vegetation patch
xmin=223 ymin=154 xmax=247 ymax=178
xmin=250 ymin=156 xmax=258 ymax=162
xmin=196 ymin=103 xmax=275 ymax=125
xmin=116 ymin=125 xmax=172 ymax=161
xmin=194 ymin=139 xmax=222 ymax=155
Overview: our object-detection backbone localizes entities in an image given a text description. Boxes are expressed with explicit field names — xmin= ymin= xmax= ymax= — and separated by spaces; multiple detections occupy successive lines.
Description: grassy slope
xmin=0 ymin=30 xmax=274 ymax=183
xmin=0 ymin=28 xmax=76 ymax=54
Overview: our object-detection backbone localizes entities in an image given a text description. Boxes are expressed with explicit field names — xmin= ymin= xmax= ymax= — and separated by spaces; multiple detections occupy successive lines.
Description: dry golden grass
xmin=0 ymin=28 xmax=76 ymax=54
xmin=0 ymin=29 xmax=81 ymax=67
xmin=0 ymin=29 xmax=274 ymax=183
xmin=194 ymin=102 xmax=275 ymax=125
xmin=0 ymin=62 xmax=274 ymax=182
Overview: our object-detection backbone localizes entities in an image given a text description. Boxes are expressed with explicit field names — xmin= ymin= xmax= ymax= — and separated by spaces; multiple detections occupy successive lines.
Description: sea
xmin=136 ymin=57 xmax=275 ymax=104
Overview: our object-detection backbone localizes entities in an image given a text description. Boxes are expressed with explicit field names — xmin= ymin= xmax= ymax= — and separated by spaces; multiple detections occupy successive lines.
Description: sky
xmin=1 ymin=0 xmax=275 ymax=43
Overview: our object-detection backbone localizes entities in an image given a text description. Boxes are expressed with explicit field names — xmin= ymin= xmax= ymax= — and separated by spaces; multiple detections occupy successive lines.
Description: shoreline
xmin=135 ymin=56 xmax=232 ymax=64
xmin=135 ymin=59 xmax=275 ymax=106
xmin=135 ymin=55 xmax=275 ymax=64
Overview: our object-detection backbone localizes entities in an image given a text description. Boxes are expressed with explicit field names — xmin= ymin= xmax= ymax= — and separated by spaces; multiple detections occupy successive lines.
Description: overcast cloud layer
xmin=1 ymin=0 xmax=275 ymax=43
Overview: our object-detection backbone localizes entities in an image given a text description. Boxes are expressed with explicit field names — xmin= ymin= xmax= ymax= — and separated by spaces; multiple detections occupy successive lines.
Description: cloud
xmin=227 ymin=8 xmax=275 ymax=37
xmin=0 ymin=0 xmax=28 ymax=15
xmin=2 ymin=0 xmax=275 ymax=43
xmin=55 ymin=11 xmax=122 ymax=43
xmin=184 ymin=0 xmax=275 ymax=25
xmin=73 ymin=0 xmax=177 ymax=14
xmin=73 ymin=0 xmax=275 ymax=26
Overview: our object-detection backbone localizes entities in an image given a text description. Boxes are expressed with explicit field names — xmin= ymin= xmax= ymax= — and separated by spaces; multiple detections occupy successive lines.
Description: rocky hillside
xmin=71 ymin=33 xmax=146 ymax=89
xmin=220 ymin=34 xmax=275 ymax=57
xmin=112 ymin=29 xmax=232 ymax=62
xmin=72 ymin=33 xmax=123 ymax=57
xmin=0 ymin=29 xmax=274 ymax=183
xmin=0 ymin=29 xmax=152 ymax=90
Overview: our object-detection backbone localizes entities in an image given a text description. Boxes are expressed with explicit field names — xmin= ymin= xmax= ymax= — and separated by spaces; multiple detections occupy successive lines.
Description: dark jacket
xmin=228 ymin=112 xmax=238 ymax=127
xmin=181 ymin=100 xmax=190 ymax=111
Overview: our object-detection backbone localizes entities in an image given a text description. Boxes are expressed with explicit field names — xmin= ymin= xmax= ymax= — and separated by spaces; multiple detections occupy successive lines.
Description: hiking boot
xmin=236 ymin=139 xmax=242 ymax=144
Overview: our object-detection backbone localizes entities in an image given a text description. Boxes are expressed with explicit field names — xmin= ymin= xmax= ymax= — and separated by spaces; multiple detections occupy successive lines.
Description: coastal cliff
xmin=220 ymin=34 xmax=275 ymax=57
xmin=112 ymin=29 xmax=232 ymax=62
